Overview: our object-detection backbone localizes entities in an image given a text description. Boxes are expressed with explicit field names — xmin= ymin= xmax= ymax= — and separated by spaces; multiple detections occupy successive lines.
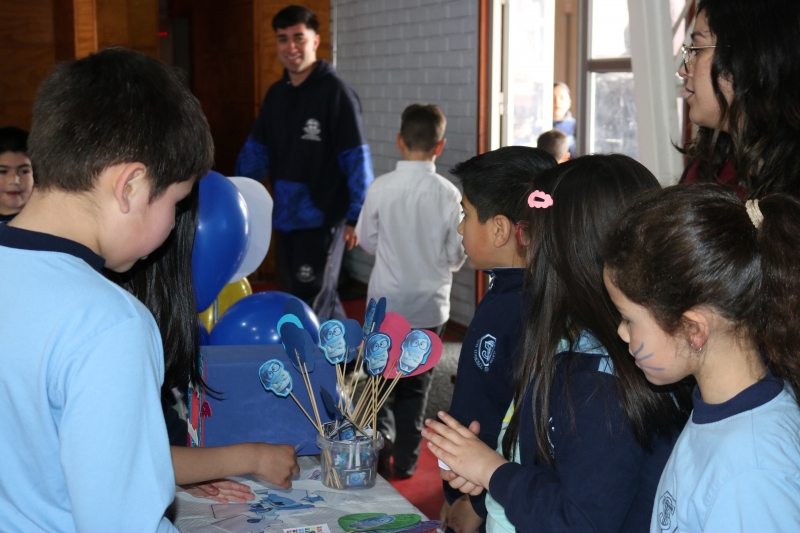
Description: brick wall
xmin=336 ymin=0 xmax=479 ymax=326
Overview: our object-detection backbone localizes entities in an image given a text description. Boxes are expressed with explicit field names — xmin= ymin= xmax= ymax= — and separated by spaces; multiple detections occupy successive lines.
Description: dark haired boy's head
xmin=452 ymin=146 xmax=557 ymax=270
xmin=272 ymin=6 xmax=320 ymax=82
xmin=0 ymin=126 xmax=33 ymax=216
xmin=452 ymin=146 xmax=556 ymax=223
xmin=272 ymin=5 xmax=319 ymax=33
xmin=537 ymin=129 xmax=570 ymax=163
xmin=0 ymin=127 xmax=28 ymax=156
xmin=28 ymin=47 xmax=213 ymax=200
xmin=400 ymin=104 xmax=446 ymax=154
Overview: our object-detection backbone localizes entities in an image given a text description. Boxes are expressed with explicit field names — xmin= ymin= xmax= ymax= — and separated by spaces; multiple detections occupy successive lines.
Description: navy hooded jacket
xmin=236 ymin=60 xmax=373 ymax=231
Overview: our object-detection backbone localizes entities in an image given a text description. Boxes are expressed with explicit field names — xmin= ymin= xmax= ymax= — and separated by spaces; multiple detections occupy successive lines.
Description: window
xmin=489 ymin=0 xmax=555 ymax=150
xmin=578 ymin=0 xmax=638 ymax=158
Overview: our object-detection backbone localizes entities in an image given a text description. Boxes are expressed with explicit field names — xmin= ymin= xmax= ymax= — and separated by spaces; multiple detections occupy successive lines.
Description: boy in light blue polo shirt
xmin=0 ymin=48 xmax=213 ymax=532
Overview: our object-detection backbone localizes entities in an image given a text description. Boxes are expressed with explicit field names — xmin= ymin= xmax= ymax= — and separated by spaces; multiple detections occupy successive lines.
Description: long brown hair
xmin=502 ymin=155 xmax=690 ymax=463
xmin=605 ymin=184 xmax=800 ymax=401
xmin=681 ymin=0 xmax=800 ymax=197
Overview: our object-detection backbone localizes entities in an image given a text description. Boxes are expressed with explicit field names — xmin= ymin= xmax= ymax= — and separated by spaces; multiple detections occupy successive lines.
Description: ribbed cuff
xmin=488 ymin=462 xmax=524 ymax=507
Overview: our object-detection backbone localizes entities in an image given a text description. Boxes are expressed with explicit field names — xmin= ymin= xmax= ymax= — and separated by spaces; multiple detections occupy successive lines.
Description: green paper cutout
xmin=338 ymin=513 xmax=421 ymax=532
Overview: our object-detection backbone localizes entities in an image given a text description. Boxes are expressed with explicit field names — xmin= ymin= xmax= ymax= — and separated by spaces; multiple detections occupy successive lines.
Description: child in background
xmin=106 ymin=182 xmax=299 ymax=504
xmin=536 ymin=129 xmax=570 ymax=164
xmin=356 ymin=103 xmax=466 ymax=479
xmin=425 ymin=155 xmax=690 ymax=533
xmin=603 ymin=184 xmax=800 ymax=532
xmin=0 ymin=48 xmax=212 ymax=532
xmin=440 ymin=147 xmax=556 ymax=533
xmin=0 ymin=126 xmax=33 ymax=223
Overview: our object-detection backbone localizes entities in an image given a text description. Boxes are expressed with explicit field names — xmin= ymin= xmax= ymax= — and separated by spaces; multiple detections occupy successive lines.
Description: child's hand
xmin=184 ymin=479 xmax=255 ymax=503
xmin=423 ymin=411 xmax=508 ymax=491
xmin=448 ymin=495 xmax=484 ymax=533
xmin=250 ymin=443 xmax=300 ymax=489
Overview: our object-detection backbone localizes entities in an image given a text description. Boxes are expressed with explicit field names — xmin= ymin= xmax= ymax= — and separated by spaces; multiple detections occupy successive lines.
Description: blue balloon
xmin=192 ymin=171 xmax=250 ymax=312
xmin=209 ymin=291 xmax=320 ymax=346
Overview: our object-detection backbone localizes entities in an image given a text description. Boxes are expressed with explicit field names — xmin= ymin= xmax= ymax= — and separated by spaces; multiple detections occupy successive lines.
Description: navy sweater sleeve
xmin=330 ymin=85 xmax=373 ymax=224
xmin=489 ymin=367 xmax=648 ymax=533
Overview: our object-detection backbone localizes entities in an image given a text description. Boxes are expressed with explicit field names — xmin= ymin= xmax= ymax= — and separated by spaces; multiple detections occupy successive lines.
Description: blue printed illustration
xmin=351 ymin=515 xmax=395 ymax=529
xmin=319 ymin=319 xmax=347 ymax=364
xmin=364 ymin=332 xmax=391 ymax=376
xmin=258 ymin=359 xmax=293 ymax=397
xmin=363 ymin=298 xmax=377 ymax=338
xmin=398 ymin=330 xmax=432 ymax=374
xmin=473 ymin=334 xmax=496 ymax=372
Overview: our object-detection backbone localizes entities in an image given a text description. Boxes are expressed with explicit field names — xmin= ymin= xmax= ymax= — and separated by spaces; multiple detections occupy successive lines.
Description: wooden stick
xmin=347 ymin=344 xmax=365 ymax=407
xmin=376 ymin=373 xmax=404 ymax=413
xmin=351 ymin=377 xmax=373 ymax=424
xmin=295 ymin=353 xmax=323 ymax=434
xmin=288 ymin=392 xmax=317 ymax=429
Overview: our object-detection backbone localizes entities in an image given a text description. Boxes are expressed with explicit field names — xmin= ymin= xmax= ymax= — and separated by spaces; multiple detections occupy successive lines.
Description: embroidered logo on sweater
xmin=301 ymin=119 xmax=322 ymax=141
xmin=474 ymin=334 xmax=497 ymax=371
xmin=657 ymin=491 xmax=677 ymax=531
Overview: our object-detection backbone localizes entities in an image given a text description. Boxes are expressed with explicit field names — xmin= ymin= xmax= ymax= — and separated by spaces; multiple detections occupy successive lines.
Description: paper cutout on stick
xmin=319 ymin=320 xmax=347 ymax=364
xmin=398 ymin=330 xmax=432 ymax=374
xmin=259 ymin=359 xmax=293 ymax=397
xmin=364 ymin=332 xmax=391 ymax=376
xmin=384 ymin=329 xmax=443 ymax=379
xmin=362 ymin=299 xmax=377 ymax=339
xmin=342 ymin=318 xmax=363 ymax=362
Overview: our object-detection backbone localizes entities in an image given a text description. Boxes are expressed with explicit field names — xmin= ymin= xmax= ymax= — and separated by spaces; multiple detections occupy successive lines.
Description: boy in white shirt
xmin=355 ymin=103 xmax=466 ymax=478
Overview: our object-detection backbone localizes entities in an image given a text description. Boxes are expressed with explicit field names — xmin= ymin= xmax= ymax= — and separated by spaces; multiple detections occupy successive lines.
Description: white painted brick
xmin=336 ymin=0 xmax=478 ymax=325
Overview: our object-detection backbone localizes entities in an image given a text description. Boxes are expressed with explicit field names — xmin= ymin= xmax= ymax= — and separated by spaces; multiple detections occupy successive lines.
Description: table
xmin=173 ymin=457 xmax=429 ymax=533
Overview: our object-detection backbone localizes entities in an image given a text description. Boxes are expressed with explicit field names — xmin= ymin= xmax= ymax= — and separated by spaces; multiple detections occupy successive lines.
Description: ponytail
xmin=756 ymin=195 xmax=800 ymax=399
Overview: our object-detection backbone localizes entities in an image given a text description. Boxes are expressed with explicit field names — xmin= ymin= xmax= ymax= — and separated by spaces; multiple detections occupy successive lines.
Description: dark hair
xmin=604 ymin=184 xmax=800 ymax=400
xmin=537 ymin=129 xmax=569 ymax=160
xmin=553 ymin=81 xmax=571 ymax=96
xmin=272 ymin=5 xmax=319 ymax=33
xmin=28 ymin=47 xmax=213 ymax=200
xmin=682 ymin=0 xmax=800 ymax=197
xmin=0 ymin=127 xmax=28 ymax=155
xmin=503 ymin=154 xmax=690 ymax=463
xmin=450 ymin=146 xmax=556 ymax=223
xmin=400 ymin=104 xmax=446 ymax=153
xmin=106 ymin=183 xmax=203 ymax=390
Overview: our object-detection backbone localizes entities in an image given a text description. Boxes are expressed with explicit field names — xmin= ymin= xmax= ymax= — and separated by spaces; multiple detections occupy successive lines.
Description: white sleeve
xmin=445 ymin=192 xmax=467 ymax=270
xmin=54 ymin=316 xmax=177 ymax=533
xmin=702 ymin=470 xmax=800 ymax=533
xmin=355 ymin=184 xmax=379 ymax=255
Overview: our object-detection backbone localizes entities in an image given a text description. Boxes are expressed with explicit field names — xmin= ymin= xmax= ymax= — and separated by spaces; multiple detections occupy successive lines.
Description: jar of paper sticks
xmin=317 ymin=422 xmax=384 ymax=489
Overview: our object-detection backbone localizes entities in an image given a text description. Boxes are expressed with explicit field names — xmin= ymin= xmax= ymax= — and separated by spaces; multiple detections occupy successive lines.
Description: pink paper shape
xmin=383 ymin=329 xmax=443 ymax=379
xmin=375 ymin=312 xmax=410 ymax=377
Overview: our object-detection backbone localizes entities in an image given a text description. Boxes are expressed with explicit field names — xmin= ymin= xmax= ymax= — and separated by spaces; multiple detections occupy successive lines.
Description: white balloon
xmin=228 ymin=177 xmax=273 ymax=282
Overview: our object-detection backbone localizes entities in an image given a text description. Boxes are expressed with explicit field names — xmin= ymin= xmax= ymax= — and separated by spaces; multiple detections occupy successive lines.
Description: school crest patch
xmin=474 ymin=334 xmax=496 ymax=372
xmin=301 ymin=118 xmax=322 ymax=141
xmin=657 ymin=491 xmax=677 ymax=532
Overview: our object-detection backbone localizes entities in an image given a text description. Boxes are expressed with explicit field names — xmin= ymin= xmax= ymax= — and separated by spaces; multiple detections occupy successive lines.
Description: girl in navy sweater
xmin=423 ymin=155 xmax=690 ymax=533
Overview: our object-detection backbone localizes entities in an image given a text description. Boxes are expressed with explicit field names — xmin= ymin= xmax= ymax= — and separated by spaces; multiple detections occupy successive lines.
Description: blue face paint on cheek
xmin=632 ymin=342 xmax=664 ymax=371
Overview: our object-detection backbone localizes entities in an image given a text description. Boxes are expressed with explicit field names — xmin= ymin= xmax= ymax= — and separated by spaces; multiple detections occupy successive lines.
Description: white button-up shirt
xmin=355 ymin=160 xmax=467 ymax=328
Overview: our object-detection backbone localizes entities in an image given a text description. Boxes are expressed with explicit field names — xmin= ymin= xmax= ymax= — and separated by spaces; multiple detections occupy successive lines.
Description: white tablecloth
xmin=172 ymin=456 xmax=428 ymax=533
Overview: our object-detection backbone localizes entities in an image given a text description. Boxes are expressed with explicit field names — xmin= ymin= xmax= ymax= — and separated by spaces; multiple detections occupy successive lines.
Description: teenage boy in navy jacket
xmin=441 ymin=147 xmax=556 ymax=533
xmin=236 ymin=5 xmax=373 ymax=319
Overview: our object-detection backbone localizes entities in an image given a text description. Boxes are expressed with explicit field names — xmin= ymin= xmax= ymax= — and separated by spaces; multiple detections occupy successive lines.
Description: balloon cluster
xmin=190 ymin=170 xmax=320 ymax=346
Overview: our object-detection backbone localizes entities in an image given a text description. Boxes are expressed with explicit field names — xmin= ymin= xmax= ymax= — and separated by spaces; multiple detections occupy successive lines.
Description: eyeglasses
xmin=680 ymin=44 xmax=717 ymax=73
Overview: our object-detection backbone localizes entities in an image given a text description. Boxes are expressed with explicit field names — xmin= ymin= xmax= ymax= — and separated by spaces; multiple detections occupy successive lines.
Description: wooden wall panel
xmin=0 ymin=0 xmax=55 ymax=129
xmin=74 ymin=0 xmax=98 ymax=58
xmin=96 ymin=0 xmax=157 ymax=57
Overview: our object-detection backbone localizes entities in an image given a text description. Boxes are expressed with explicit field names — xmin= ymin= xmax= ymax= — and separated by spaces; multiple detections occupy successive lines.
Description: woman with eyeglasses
xmin=678 ymin=0 xmax=800 ymax=198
